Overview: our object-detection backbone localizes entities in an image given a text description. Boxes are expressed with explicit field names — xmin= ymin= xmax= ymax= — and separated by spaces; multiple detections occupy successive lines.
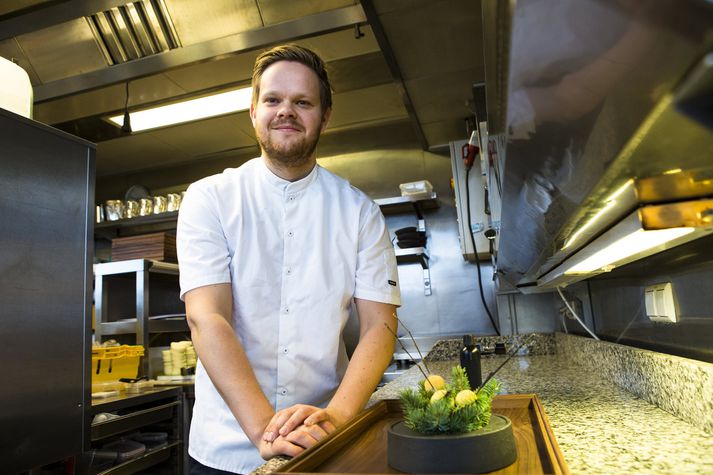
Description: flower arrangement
xmin=398 ymin=366 xmax=500 ymax=434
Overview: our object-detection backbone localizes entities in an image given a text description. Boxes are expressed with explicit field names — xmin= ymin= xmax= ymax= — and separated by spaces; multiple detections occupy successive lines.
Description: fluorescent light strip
xmin=109 ymin=87 xmax=253 ymax=132
xmin=564 ymin=227 xmax=694 ymax=274
xmin=562 ymin=179 xmax=634 ymax=250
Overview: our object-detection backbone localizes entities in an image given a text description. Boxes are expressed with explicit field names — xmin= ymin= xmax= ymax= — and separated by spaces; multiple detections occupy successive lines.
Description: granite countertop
xmin=371 ymin=355 xmax=713 ymax=475
xmin=254 ymin=334 xmax=713 ymax=474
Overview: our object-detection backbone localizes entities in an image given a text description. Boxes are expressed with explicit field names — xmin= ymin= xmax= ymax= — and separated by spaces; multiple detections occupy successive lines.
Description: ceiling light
xmin=108 ymin=87 xmax=252 ymax=132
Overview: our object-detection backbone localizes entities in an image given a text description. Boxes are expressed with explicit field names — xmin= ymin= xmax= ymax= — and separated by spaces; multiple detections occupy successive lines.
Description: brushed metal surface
xmin=33 ymin=4 xmax=367 ymax=101
xmin=0 ymin=109 xmax=94 ymax=472
xmin=496 ymin=0 xmax=713 ymax=288
xmin=15 ymin=17 xmax=108 ymax=82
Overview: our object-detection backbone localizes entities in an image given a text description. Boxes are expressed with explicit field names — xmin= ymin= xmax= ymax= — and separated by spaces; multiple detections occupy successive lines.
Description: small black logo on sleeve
xmin=388 ymin=280 xmax=397 ymax=286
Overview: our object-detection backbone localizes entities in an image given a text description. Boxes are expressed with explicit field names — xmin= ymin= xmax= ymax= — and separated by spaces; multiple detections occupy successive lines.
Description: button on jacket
xmin=177 ymin=157 xmax=401 ymax=473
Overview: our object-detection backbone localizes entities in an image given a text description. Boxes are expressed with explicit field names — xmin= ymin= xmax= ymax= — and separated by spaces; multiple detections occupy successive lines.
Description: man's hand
xmin=258 ymin=436 xmax=303 ymax=460
xmin=303 ymin=407 xmax=349 ymax=432
xmin=263 ymin=404 xmax=338 ymax=442
xmin=258 ymin=423 xmax=331 ymax=460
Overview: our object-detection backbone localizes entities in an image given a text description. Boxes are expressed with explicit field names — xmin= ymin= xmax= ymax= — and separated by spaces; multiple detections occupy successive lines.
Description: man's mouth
xmin=271 ymin=121 xmax=302 ymax=132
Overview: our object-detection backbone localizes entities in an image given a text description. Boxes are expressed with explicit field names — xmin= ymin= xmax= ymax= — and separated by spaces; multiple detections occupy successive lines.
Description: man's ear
xmin=320 ymin=107 xmax=332 ymax=132
xmin=249 ymin=103 xmax=257 ymax=127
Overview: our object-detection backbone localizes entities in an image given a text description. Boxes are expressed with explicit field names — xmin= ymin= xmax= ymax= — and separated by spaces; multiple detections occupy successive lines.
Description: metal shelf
xmin=90 ymin=388 xmax=183 ymax=474
xmin=91 ymin=401 xmax=180 ymax=441
xmin=94 ymin=259 xmax=184 ymax=377
xmin=96 ymin=441 xmax=180 ymax=475
xmin=388 ymin=197 xmax=435 ymax=296
xmin=98 ymin=315 xmax=188 ymax=336
xmin=95 ymin=211 xmax=179 ymax=240
xmin=95 ymin=194 xmax=439 ymax=239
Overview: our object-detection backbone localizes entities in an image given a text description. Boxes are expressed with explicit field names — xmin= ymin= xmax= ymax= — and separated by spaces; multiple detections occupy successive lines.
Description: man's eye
xmin=264 ymin=97 xmax=278 ymax=104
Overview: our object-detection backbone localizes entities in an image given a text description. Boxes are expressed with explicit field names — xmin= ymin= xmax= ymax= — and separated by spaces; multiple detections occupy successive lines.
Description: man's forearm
xmin=327 ymin=304 xmax=396 ymax=421
xmin=189 ymin=310 xmax=274 ymax=444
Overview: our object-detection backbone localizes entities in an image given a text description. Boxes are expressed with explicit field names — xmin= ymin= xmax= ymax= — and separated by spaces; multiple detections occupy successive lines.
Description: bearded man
xmin=177 ymin=44 xmax=401 ymax=474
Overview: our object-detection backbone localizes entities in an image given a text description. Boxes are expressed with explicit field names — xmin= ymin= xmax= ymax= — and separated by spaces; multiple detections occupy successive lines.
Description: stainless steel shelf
xmin=98 ymin=316 xmax=188 ymax=336
xmin=97 ymin=440 xmax=180 ymax=475
xmin=91 ymin=401 xmax=180 ymax=440
xmin=95 ymin=194 xmax=439 ymax=239
xmin=395 ymin=247 xmax=429 ymax=268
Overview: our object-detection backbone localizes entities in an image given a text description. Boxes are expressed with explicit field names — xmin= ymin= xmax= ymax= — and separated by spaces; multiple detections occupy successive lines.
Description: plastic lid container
xmin=399 ymin=180 xmax=433 ymax=198
xmin=131 ymin=432 xmax=168 ymax=448
xmin=102 ymin=439 xmax=146 ymax=463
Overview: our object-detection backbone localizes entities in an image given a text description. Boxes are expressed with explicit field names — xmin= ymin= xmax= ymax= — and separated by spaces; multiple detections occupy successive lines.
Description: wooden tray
xmin=275 ymin=394 xmax=569 ymax=474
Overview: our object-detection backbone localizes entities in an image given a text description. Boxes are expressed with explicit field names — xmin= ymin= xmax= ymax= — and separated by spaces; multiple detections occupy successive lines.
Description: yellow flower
xmin=423 ymin=374 xmax=446 ymax=391
xmin=455 ymin=389 xmax=477 ymax=406
xmin=430 ymin=389 xmax=447 ymax=404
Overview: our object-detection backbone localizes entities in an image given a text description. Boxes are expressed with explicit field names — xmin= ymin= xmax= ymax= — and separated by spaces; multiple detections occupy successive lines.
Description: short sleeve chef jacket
xmin=177 ymin=157 xmax=401 ymax=474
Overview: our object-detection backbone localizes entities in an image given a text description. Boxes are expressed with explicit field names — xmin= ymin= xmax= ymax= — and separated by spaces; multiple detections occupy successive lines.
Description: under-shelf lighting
xmin=108 ymin=86 xmax=253 ymax=132
xmin=564 ymin=227 xmax=694 ymax=274
xmin=562 ymin=179 xmax=633 ymax=250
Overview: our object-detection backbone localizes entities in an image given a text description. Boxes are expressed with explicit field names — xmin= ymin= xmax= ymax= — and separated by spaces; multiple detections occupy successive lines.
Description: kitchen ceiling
xmin=0 ymin=0 xmax=483 ymax=178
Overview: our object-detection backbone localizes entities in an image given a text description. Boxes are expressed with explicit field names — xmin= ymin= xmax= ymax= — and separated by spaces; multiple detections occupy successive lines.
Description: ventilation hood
xmin=0 ymin=0 xmax=484 ymax=178
xmin=486 ymin=0 xmax=713 ymax=292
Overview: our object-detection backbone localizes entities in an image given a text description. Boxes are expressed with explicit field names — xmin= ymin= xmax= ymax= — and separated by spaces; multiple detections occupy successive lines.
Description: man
xmin=177 ymin=44 xmax=401 ymax=474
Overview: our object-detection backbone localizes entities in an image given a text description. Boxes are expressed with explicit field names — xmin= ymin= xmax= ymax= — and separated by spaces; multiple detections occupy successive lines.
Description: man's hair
xmin=251 ymin=44 xmax=332 ymax=112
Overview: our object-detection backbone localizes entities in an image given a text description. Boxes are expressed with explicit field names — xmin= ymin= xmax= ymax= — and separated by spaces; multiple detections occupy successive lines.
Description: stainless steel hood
xmin=488 ymin=0 xmax=713 ymax=291
xmin=0 ymin=0 xmax=485 ymax=178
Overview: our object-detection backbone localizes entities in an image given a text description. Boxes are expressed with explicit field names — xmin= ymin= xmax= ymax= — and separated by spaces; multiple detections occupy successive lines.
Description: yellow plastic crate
xmin=92 ymin=345 xmax=144 ymax=382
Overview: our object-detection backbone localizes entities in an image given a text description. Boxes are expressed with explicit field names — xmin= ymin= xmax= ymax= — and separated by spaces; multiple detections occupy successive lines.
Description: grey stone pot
xmin=387 ymin=414 xmax=517 ymax=473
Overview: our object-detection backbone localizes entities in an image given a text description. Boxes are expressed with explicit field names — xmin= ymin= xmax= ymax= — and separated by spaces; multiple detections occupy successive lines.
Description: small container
xmin=139 ymin=198 xmax=153 ymax=216
xmin=399 ymin=180 xmax=433 ymax=199
xmin=130 ymin=432 xmax=168 ymax=449
xmin=102 ymin=439 xmax=146 ymax=463
xmin=125 ymin=200 xmax=139 ymax=218
xmin=166 ymin=193 xmax=181 ymax=212
xmin=152 ymin=196 xmax=167 ymax=214
xmin=96 ymin=205 xmax=105 ymax=223
xmin=460 ymin=334 xmax=482 ymax=389
xmin=104 ymin=200 xmax=124 ymax=221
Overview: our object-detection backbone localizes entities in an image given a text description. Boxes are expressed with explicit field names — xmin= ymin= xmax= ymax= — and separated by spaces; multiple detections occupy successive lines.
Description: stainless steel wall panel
xmin=496 ymin=0 xmax=713 ymax=288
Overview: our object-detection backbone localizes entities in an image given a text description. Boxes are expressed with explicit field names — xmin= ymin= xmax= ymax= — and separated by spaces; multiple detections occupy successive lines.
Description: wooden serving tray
xmin=275 ymin=394 xmax=569 ymax=474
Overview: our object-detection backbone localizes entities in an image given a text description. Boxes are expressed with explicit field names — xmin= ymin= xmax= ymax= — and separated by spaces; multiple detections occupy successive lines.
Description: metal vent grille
xmin=87 ymin=0 xmax=181 ymax=65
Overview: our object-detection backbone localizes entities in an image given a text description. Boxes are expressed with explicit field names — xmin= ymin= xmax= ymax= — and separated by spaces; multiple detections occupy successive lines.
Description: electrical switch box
xmin=644 ymin=282 xmax=678 ymax=323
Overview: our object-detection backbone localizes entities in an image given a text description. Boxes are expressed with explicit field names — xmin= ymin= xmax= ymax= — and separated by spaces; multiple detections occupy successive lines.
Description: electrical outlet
xmin=645 ymin=282 xmax=678 ymax=323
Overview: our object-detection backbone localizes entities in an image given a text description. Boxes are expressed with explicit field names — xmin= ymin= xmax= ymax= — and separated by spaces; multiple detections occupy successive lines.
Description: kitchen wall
xmin=584 ymin=234 xmax=713 ymax=363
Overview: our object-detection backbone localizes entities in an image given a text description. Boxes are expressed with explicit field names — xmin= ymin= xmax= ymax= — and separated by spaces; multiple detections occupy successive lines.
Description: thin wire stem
xmin=393 ymin=314 xmax=431 ymax=375
xmin=383 ymin=322 xmax=430 ymax=382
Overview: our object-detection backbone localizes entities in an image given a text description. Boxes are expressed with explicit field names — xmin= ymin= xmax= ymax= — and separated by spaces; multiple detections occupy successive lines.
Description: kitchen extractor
xmin=479 ymin=0 xmax=713 ymax=292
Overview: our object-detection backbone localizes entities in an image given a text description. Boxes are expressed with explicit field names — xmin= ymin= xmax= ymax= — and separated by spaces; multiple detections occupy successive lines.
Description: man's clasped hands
xmin=258 ymin=404 xmax=349 ymax=459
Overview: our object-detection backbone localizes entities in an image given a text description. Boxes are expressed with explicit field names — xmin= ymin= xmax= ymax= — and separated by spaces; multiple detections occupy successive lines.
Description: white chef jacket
xmin=177 ymin=157 xmax=401 ymax=474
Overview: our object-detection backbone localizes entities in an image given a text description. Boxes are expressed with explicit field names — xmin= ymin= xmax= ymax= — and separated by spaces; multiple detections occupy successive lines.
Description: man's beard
xmin=256 ymin=119 xmax=321 ymax=168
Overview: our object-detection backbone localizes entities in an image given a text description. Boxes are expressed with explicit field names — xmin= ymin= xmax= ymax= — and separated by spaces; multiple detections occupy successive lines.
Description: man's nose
xmin=277 ymin=102 xmax=296 ymax=118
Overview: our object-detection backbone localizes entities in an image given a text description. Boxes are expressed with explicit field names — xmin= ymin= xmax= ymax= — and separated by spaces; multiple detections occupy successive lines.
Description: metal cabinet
xmin=94 ymin=259 xmax=188 ymax=378
xmin=87 ymin=387 xmax=184 ymax=474
xmin=0 ymin=108 xmax=94 ymax=473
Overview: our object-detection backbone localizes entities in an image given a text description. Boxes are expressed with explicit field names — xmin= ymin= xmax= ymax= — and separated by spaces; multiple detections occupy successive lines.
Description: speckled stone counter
xmin=253 ymin=333 xmax=713 ymax=475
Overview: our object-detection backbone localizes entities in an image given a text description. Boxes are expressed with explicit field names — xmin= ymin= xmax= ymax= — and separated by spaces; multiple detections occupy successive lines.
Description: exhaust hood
xmin=485 ymin=0 xmax=713 ymax=292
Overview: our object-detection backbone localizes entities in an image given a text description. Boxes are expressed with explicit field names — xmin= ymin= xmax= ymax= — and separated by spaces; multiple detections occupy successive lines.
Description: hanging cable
xmin=121 ymin=81 xmax=132 ymax=134
xmin=556 ymin=287 xmax=599 ymax=340
xmin=464 ymin=155 xmax=500 ymax=336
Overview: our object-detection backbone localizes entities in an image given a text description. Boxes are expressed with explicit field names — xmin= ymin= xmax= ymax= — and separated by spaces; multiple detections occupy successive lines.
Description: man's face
xmin=250 ymin=61 xmax=330 ymax=167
